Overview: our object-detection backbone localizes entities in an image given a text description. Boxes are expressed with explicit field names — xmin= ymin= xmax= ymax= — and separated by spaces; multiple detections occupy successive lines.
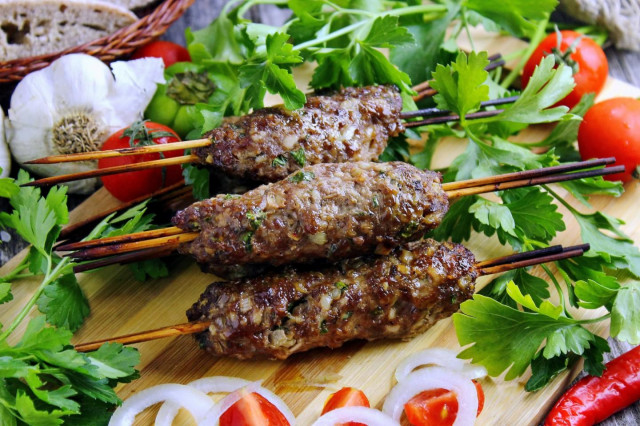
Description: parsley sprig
xmin=0 ymin=171 xmax=141 ymax=423
xmin=397 ymin=48 xmax=638 ymax=390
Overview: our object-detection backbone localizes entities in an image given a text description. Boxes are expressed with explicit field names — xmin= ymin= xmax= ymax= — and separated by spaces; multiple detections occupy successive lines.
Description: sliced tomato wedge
xmin=404 ymin=380 xmax=484 ymax=426
xmin=219 ymin=391 xmax=290 ymax=426
xmin=322 ymin=387 xmax=370 ymax=426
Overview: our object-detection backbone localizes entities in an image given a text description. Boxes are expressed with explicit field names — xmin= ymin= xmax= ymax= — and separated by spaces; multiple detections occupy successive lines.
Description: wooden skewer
xmin=478 ymin=245 xmax=589 ymax=275
xmin=73 ymin=246 xmax=176 ymax=273
xmin=58 ymin=161 xmax=620 ymax=256
xmin=445 ymin=165 xmax=625 ymax=199
xmin=474 ymin=244 xmax=564 ymax=268
xmin=69 ymin=232 xmax=199 ymax=261
xmin=25 ymin=139 xmax=211 ymax=165
xmin=399 ymin=95 xmax=519 ymax=120
xmin=58 ymin=180 xmax=188 ymax=241
xmin=73 ymin=242 xmax=588 ymax=353
xmin=441 ymin=157 xmax=616 ymax=191
xmin=404 ymin=109 xmax=504 ymax=128
xmin=23 ymin=155 xmax=198 ymax=187
xmin=58 ymin=226 xmax=185 ymax=251
xmin=74 ymin=320 xmax=211 ymax=352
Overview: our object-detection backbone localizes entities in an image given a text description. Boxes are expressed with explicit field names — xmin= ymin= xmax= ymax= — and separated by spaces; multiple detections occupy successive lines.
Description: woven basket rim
xmin=0 ymin=0 xmax=195 ymax=83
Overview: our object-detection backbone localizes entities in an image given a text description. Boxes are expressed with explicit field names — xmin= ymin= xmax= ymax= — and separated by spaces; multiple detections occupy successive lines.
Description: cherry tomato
xmin=131 ymin=40 xmax=191 ymax=68
xmin=577 ymin=97 xmax=640 ymax=183
xmin=99 ymin=121 xmax=183 ymax=202
xmin=219 ymin=391 xmax=290 ymax=426
xmin=522 ymin=30 xmax=608 ymax=109
xmin=403 ymin=380 xmax=484 ymax=426
xmin=544 ymin=345 xmax=640 ymax=426
xmin=321 ymin=387 xmax=370 ymax=426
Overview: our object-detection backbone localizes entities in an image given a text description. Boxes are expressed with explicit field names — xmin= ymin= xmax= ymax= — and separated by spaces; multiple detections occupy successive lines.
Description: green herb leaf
xmin=36 ymin=274 xmax=89 ymax=332
xmin=86 ymin=343 xmax=139 ymax=379
xmin=289 ymin=148 xmax=306 ymax=167
xmin=490 ymin=55 xmax=574 ymax=124
xmin=611 ymin=282 xmax=640 ymax=344
xmin=289 ymin=170 xmax=315 ymax=183
xmin=362 ymin=16 xmax=414 ymax=48
xmin=465 ymin=0 xmax=558 ymax=38
xmin=183 ymin=163 xmax=211 ymax=200
xmin=430 ymin=51 xmax=490 ymax=118
xmin=455 ymin=282 xmax=597 ymax=380
xmin=572 ymin=210 xmax=640 ymax=278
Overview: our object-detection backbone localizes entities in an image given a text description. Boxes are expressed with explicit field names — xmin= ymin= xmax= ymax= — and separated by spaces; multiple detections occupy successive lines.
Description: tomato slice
xmin=322 ymin=387 xmax=370 ymax=426
xmin=98 ymin=121 xmax=183 ymax=202
xmin=219 ymin=391 xmax=290 ymax=426
xmin=404 ymin=380 xmax=484 ymax=426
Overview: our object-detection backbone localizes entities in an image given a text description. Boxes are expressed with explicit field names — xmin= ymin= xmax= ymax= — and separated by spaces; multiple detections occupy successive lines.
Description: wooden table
xmin=1 ymin=1 xmax=639 ymax=424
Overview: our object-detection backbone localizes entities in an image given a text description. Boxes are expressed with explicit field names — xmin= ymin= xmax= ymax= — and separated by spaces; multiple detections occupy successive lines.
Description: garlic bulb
xmin=0 ymin=108 xmax=10 ymax=178
xmin=6 ymin=54 xmax=164 ymax=193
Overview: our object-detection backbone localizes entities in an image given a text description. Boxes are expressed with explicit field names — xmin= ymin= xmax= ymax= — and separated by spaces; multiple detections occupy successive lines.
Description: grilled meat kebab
xmin=187 ymin=238 xmax=476 ymax=360
xmin=173 ymin=161 xmax=448 ymax=278
xmin=194 ymin=85 xmax=404 ymax=182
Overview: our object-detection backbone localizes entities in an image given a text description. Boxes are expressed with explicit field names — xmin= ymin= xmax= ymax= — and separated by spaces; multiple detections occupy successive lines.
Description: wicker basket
xmin=0 ymin=0 xmax=195 ymax=84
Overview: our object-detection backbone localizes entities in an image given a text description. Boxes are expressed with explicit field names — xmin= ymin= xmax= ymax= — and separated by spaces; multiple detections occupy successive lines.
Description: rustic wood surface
xmin=1 ymin=2 xmax=640 ymax=425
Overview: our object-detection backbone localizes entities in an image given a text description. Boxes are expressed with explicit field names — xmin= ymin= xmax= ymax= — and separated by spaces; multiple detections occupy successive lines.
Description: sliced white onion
xmin=460 ymin=364 xmax=488 ymax=380
xmin=382 ymin=367 xmax=478 ymax=426
xmin=108 ymin=384 xmax=214 ymax=426
xmin=312 ymin=406 xmax=400 ymax=426
xmin=155 ymin=377 xmax=252 ymax=426
xmin=395 ymin=348 xmax=487 ymax=382
xmin=200 ymin=381 xmax=296 ymax=426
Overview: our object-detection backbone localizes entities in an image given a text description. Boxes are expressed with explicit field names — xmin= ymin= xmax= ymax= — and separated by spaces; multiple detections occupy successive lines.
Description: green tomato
xmin=145 ymin=84 xmax=180 ymax=125
xmin=172 ymin=105 xmax=197 ymax=138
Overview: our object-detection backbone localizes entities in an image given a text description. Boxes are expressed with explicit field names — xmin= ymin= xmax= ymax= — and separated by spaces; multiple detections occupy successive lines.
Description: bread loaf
xmin=0 ymin=0 xmax=138 ymax=61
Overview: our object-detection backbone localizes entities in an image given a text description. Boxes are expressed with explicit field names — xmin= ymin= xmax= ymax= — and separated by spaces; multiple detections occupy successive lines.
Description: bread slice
xmin=0 ymin=0 xmax=137 ymax=62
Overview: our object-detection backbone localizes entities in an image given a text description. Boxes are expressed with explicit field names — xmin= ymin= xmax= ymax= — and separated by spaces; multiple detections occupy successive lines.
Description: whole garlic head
xmin=6 ymin=54 xmax=164 ymax=193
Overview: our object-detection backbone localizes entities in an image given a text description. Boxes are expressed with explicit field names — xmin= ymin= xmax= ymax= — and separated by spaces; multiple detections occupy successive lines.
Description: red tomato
xmin=219 ymin=391 xmax=290 ymax=426
xmin=99 ymin=121 xmax=183 ymax=202
xmin=131 ymin=40 xmax=191 ymax=68
xmin=544 ymin=345 xmax=640 ymax=426
xmin=403 ymin=380 xmax=484 ymax=426
xmin=578 ymin=97 xmax=640 ymax=183
xmin=522 ymin=30 xmax=608 ymax=109
xmin=322 ymin=387 xmax=370 ymax=426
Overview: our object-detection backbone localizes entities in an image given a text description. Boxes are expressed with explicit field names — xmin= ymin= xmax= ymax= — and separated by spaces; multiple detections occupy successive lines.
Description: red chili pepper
xmin=544 ymin=345 xmax=640 ymax=426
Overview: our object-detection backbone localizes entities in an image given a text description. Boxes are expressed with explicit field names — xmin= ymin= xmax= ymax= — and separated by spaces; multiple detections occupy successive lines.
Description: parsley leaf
xmin=430 ymin=51 xmax=490 ymax=118
xmin=489 ymin=55 xmax=574 ymax=124
xmin=465 ymin=0 xmax=558 ymax=38
xmin=36 ymin=274 xmax=89 ymax=332
xmin=183 ymin=163 xmax=211 ymax=200
xmin=455 ymin=282 xmax=603 ymax=380
xmin=611 ymin=282 xmax=640 ymax=344
xmin=362 ymin=16 xmax=414 ymax=48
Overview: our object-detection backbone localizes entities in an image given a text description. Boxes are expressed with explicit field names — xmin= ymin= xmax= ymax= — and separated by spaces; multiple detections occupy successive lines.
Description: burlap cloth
xmin=560 ymin=0 xmax=640 ymax=50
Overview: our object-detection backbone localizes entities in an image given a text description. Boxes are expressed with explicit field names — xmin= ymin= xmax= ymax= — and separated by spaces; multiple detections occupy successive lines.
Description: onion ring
xmin=382 ymin=367 xmax=478 ymax=426
xmin=312 ymin=406 xmax=400 ymax=426
xmin=155 ymin=377 xmax=251 ymax=426
xmin=108 ymin=384 xmax=214 ymax=426
xmin=395 ymin=348 xmax=487 ymax=382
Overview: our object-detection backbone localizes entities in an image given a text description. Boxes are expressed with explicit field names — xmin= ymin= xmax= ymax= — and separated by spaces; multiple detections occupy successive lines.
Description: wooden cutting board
xmin=1 ymin=31 xmax=639 ymax=425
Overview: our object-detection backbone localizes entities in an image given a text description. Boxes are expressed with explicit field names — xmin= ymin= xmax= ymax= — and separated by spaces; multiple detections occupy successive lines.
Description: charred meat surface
xmin=187 ymin=239 xmax=477 ymax=360
xmin=173 ymin=162 xmax=449 ymax=277
xmin=194 ymin=85 xmax=404 ymax=182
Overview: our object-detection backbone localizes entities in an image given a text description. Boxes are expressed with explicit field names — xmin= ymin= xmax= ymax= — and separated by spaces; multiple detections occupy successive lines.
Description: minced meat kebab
xmin=193 ymin=85 xmax=404 ymax=182
xmin=173 ymin=161 xmax=448 ymax=277
xmin=187 ymin=239 xmax=476 ymax=360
